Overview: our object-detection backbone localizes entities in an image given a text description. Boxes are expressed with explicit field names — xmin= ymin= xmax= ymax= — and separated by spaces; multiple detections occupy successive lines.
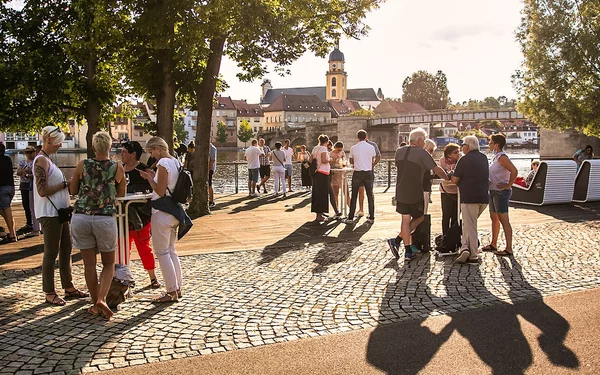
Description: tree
xmin=482 ymin=96 xmax=500 ymax=109
xmin=185 ymin=0 xmax=382 ymax=218
xmin=0 ymin=0 xmax=128 ymax=157
xmin=174 ymin=116 xmax=189 ymax=145
xmin=514 ymin=0 xmax=600 ymax=136
xmin=348 ymin=108 xmax=374 ymax=117
xmin=402 ymin=70 xmax=450 ymax=110
xmin=216 ymin=121 xmax=228 ymax=144
xmin=237 ymin=119 xmax=254 ymax=147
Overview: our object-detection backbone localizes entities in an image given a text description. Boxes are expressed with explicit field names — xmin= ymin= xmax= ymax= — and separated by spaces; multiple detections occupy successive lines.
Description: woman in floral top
xmin=70 ymin=131 xmax=126 ymax=319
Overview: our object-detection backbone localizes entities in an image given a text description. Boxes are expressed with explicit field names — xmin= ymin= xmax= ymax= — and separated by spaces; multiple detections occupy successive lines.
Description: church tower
xmin=326 ymin=45 xmax=347 ymax=100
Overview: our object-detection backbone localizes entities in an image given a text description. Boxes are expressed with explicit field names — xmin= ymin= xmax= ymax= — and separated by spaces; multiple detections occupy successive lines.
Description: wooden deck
xmin=1 ymin=187 xmax=600 ymax=271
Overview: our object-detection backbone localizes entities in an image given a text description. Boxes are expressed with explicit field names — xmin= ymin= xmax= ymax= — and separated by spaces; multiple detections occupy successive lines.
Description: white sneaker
xmin=357 ymin=210 xmax=364 ymax=217
xmin=455 ymin=250 xmax=470 ymax=264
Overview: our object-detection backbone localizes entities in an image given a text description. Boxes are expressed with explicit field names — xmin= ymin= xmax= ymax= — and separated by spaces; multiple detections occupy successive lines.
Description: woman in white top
xmin=34 ymin=126 xmax=88 ymax=306
xmin=271 ymin=142 xmax=287 ymax=197
xmin=485 ymin=134 xmax=517 ymax=256
xmin=139 ymin=137 xmax=182 ymax=303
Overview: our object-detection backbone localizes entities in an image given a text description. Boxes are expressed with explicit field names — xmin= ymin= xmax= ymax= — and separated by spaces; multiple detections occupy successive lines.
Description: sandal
xmin=150 ymin=278 xmax=161 ymax=289
xmin=481 ymin=244 xmax=497 ymax=252
xmin=152 ymin=292 xmax=178 ymax=303
xmin=45 ymin=293 xmax=66 ymax=306
xmin=494 ymin=250 xmax=514 ymax=257
xmin=65 ymin=289 xmax=89 ymax=299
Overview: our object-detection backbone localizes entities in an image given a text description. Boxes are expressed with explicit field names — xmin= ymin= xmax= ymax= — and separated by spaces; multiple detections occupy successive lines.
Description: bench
xmin=510 ymin=160 xmax=578 ymax=206
xmin=572 ymin=159 xmax=600 ymax=203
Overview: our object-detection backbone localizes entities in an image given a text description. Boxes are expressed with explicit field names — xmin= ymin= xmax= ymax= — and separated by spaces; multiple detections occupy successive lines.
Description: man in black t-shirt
xmin=387 ymin=128 xmax=448 ymax=262
xmin=451 ymin=135 xmax=489 ymax=264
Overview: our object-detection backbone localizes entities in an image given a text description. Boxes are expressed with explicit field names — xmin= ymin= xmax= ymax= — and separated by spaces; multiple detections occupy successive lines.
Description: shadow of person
xmin=367 ymin=253 xmax=534 ymax=375
xmin=366 ymin=253 xmax=455 ymax=374
xmin=498 ymin=256 xmax=579 ymax=369
xmin=257 ymin=219 xmax=342 ymax=265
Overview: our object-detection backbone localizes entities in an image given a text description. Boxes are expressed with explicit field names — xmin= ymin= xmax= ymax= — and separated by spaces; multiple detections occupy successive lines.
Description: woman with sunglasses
xmin=34 ymin=126 xmax=88 ymax=306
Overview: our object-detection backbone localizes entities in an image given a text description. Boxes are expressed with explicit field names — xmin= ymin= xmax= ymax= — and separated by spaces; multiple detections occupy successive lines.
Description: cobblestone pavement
xmin=1 ymin=220 xmax=600 ymax=374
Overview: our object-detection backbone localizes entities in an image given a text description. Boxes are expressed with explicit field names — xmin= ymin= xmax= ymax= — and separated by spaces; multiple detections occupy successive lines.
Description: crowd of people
xmin=0 ymin=127 xmax=190 ymax=319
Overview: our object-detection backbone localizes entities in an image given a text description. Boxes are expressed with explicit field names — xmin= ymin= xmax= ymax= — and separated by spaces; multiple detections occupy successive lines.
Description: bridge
xmin=258 ymin=109 xmax=530 ymax=153
xmin=368 ymin=109 xmax=526 ymax=126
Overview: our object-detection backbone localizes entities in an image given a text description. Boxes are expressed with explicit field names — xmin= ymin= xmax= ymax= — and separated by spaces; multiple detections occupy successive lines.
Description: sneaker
xmin=404 ymin=245 xmax=419 ymax=261
xmin=455 ymin=250 xmax=470 ymax=264
xmin=344 ymin=217 xmax=356 ymax=224
xmin=16 ymin=225 xmax=32 ymax=236
xmin=24 ymin=231 xmax=41 ymax=238
xmin=209 ymin=202 xmax=215 ymax=208
xmin=263 ymin=186 xmax=267 ymax=194
xmin=333 ymin=212 xmax=342 ymax=219
xmin=366 ymin=217 xmax=374 ymax=224
xmin=387 ymin=238 xmax=400 ymax=259
xmin=357 ymin=210 xmax=364 ymax=217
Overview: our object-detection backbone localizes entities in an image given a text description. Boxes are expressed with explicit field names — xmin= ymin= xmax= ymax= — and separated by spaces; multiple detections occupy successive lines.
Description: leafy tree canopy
xmin=237 ymin=119 xmax=254 ymax=147
xmin=402 ymin=70 xmax=450 ymax=110
xmin=216 ymin=121 xmax=228 ymax=144
xmin=514 ymin=0 xmax=600 ymax=136
xmin=449 ymin=96 xmax=517 ymax=111
xmin=348 ymin=108 xmax=374 ymax=117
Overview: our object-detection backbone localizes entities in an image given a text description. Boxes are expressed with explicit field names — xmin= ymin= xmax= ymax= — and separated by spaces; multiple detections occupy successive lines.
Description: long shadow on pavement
xmin=366 ymin=253 xmax=579 ymax=374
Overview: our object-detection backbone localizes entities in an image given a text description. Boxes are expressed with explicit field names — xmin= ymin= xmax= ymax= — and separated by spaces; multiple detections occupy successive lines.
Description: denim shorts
xmin=284 ymin=164 xmax=293 ymax=178
xmin=248 ymin=168 xmax=259 ymax=183
xmin=71 ymin=213 xmax=117 ymax=252
xmin=0 ymin=186 xmax=15 ymax=209
xmin=489 ymin=189 xmax=512 ymax=214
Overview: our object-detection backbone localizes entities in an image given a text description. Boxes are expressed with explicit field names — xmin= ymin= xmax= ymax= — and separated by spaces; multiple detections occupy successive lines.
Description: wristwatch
xmin=63 ymin=181 xmax=68 ymax=189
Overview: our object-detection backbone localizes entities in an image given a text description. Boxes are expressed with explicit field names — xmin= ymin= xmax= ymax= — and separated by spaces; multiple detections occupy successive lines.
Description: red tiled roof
xmin=214 ymin=96 xmax=236 ymax=110
xmin=328 ymin=99 xmax=362 ymax=116
xmin=232 ymin=100 xmax=263 ymax=117
xmin=388 ymin=101 xmax=427 ymax=114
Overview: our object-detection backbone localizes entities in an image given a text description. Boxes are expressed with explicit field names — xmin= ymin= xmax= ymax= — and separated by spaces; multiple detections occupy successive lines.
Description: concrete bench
xmin=510 ymin=160 xmax=578 ymax=206
xmin=572 ymin=159 xmax=600 ymax=203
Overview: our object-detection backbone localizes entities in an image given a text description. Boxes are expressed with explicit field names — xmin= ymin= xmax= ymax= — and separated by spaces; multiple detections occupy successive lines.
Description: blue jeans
xmin=489 ymin=189 xmax=512 ymax=214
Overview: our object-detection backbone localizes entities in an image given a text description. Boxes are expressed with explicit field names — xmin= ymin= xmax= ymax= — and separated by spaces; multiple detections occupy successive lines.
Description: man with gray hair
xmin=450 ymin=135 xmax=489 ymax=263
xmin=387 ymin=127 xmax=448 ymax=261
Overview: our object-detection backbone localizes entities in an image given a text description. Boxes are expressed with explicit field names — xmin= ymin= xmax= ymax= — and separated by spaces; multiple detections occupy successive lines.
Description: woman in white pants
xmin=139 ymin=137 xmax=182 ymax=303
xmin=271 ymin=142 xmax=287 ymax=197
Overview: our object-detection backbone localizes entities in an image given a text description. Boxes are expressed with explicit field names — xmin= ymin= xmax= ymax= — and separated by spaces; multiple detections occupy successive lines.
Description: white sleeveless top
xmin=33 ymin=154 xmax=70 ymax=218
xmin=489 ymin=151 xmax=511 ymax=191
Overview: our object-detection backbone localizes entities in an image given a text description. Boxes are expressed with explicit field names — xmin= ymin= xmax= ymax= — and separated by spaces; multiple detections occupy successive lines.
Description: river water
xmin=8 ymin=148 xmax=540 ymax=199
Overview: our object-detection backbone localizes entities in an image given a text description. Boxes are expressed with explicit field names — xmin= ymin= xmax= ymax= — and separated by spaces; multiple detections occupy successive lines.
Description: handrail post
xmin=235 ymin=163 xmax=239 ymax=194
xmin=387 ymin=160 xmax=391 ymax=188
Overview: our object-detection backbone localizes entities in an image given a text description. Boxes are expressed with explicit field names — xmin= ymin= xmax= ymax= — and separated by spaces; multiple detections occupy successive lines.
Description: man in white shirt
xmin=346 ymin=129 xmax=376 ymax=224
xmin=244 ymin=139 xmax=264 ymax=197
xmin=282 ymin=139 xmax=295 ymax=192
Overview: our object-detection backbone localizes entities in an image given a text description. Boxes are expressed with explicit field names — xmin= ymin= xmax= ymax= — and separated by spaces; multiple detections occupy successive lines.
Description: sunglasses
xmin=49 ymin=126 xmax=62 ymax=135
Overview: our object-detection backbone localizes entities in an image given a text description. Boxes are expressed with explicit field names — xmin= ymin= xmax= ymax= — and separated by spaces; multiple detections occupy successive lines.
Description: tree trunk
xmin=84 ymin=59 xmax=100 ymax=158
xmin=187 ymin=36 xmax=226 ymax=219
xmin=155 ymin=62 xmax=176 ymax=154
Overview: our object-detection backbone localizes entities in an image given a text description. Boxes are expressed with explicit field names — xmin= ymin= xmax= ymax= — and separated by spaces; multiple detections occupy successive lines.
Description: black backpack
xmin=434 ymin=221 xmax=462 ymax=253
xmin=168 ymin=161 xmax=194 ymax=204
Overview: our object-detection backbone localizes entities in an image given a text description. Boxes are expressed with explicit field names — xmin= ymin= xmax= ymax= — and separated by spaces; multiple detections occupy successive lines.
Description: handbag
xmin=47 ymin=196 xmax=73 ymax=224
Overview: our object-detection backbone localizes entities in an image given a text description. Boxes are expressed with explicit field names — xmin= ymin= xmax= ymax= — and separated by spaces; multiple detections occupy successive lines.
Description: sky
xmin=220 ymin=0 xmax=525 ymax=104
xmin=8 ymin=0 xmax=524 ymax=104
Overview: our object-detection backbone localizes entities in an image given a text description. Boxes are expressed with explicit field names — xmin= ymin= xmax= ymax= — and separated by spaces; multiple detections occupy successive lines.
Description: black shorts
xmin=396 ymin=199 xmax=424 ymax=219
xmin=259 ymin=165 xmax=271 ymax=178
xmin=208 ymin=170 xmax=214 ymax=187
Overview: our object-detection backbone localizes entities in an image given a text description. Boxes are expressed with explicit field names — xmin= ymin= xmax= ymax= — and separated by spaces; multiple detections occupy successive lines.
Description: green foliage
xmin=237 ymin=119 xmax=254 ymax=147
xmin=348 ymin=108 xmax=374 ymax=117
xmin=402 ymin=70 xmax=450 ymax=110
xmin=514 ymin=0 xmax=600 ymax=136
xmin=433 ymin=129 xmax=444 ymax=137
xmin=449 ymin=97 xmax=517 ymax=111
xmin=174 ymin=116 xmax=189 ymax=144
xmin=0 ymin=0 xmax=128 ymax=134
xmin=216 ymin=121 xmax=228 ymax=144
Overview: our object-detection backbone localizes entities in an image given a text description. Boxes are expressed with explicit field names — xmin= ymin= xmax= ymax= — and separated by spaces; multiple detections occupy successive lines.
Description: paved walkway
xmin=1 ymin=218 xmax=600 ymax=374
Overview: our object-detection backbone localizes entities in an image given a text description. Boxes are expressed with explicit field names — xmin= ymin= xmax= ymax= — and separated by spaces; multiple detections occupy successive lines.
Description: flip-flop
xmin=494 ymin=250 xmax=513 ymax=257
xmin=481 ymin=244 xmax=497 ymax=252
